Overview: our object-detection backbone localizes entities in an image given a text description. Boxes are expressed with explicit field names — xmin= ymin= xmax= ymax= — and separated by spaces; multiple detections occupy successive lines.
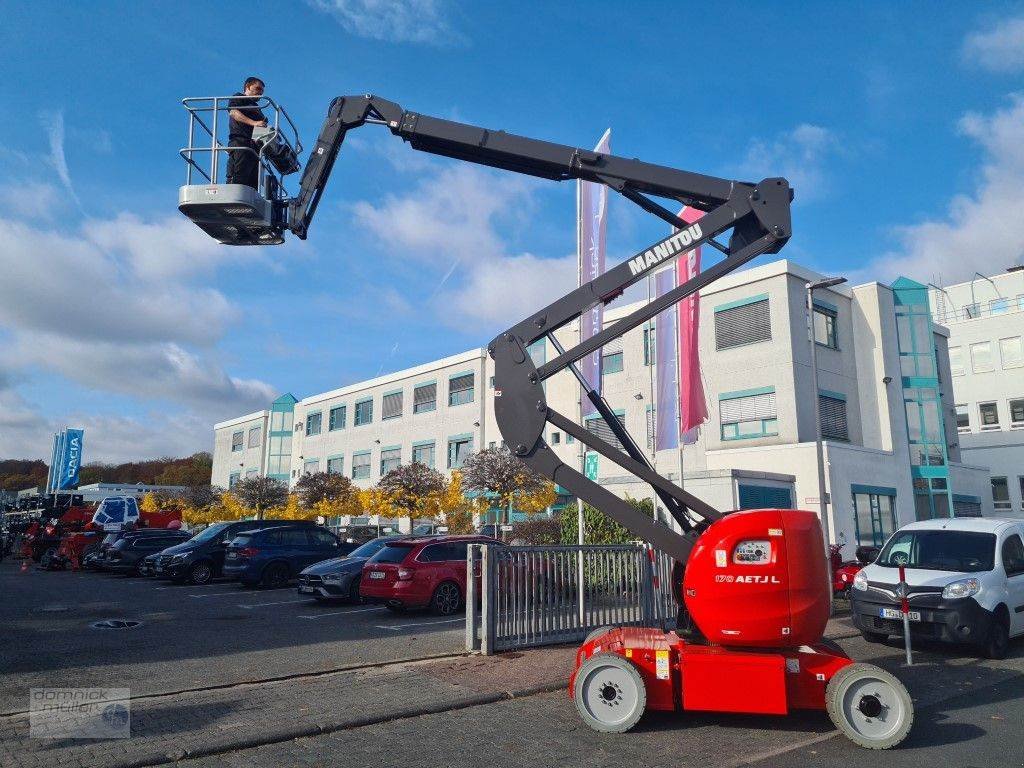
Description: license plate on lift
xmin=369 ymin=571 xmax=385 ymax=580
xmin=880 ymin=607 xmax=921 ymax=621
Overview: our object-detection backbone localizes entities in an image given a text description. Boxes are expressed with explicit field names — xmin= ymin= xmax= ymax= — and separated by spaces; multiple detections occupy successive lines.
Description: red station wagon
xmin=359 ymin=535 xmax=500 ymax=615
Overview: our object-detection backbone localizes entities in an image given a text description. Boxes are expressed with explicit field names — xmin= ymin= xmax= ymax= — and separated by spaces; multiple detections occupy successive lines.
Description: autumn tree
xmin=231 ymin=476 xmax=288 ymax=519
xmin=460 ymin=447 xmax=555 ymax=528
xmin=294 ymin=472 xmax=357 ymax=509
xmin=378 ymin=462 xmax=446 ymax=523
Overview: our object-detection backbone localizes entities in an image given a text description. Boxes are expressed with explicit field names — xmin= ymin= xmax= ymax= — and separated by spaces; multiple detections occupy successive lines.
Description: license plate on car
xmin=226 ymin=552 xmax=237 ymax=559
xmin=369 ymin=571 xmax=385 ymax=580
xmin=299 ymin=586 xmax=315 ymax=594
xmin=880 ymin=607 xmax=920 ymax=621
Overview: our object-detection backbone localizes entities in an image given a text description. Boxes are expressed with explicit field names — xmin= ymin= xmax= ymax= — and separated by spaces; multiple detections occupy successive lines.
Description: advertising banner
xmin=654 ymin=267 xmax=679 ymax=451
xmin=676 ymin=206 xmax=708 ymax=442
xmin=57 ymin=429 xmax=84 ymax=490
xmin=577 ymin=129 xmax=611 ymax=417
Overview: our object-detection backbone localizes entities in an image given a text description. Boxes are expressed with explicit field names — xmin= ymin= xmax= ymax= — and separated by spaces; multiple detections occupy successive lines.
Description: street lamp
xmin=807 ymin=276 xmax=846 ymax=612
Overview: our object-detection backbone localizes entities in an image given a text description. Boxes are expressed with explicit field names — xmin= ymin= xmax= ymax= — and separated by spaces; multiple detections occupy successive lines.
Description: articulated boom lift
xmin=179 ymin=94 xmax=914 ymax=748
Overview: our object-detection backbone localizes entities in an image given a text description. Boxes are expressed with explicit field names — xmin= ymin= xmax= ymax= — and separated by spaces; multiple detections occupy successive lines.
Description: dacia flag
xmin=57 ymin=429 xmax=84 ymax=490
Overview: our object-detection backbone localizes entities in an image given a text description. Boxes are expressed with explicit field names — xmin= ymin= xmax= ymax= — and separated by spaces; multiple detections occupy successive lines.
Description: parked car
xmin=223 ymin=525 xmax=343 ymax=588
xmin=154 ymin=519 xmax=320 ymax=585
xmin=138 ymin=552 xmax=159 ymax=577
xmin=103 ymin=530 xmax=193 ymax=575
xmin=89 ymin=528 xmax=188 ymax=571
xmin=297 ymin=535 xmax=403 ymax=601
xmin=851 ymin=518 xmax=1024 ymax=659
xmin=359 ymin=535 xmax=501 ymax=615
xmin=335 ymin=524 xmax=396 ymax=545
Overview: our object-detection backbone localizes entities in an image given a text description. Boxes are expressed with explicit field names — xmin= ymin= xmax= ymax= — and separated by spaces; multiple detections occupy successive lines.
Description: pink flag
xmin=677 ymin=206 xmax=707 ymax=442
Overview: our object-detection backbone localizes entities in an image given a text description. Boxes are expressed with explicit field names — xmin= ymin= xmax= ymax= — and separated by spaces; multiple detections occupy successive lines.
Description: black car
xmin=138 ymin=553 xmax=159 ymax=577
xmin=89 ymin=528 xmax=188 ymax=570
xmin=103 ymin=530 xmax=193 ymax=575
xmin=297 ymin=535 xmax=403 ymax=601
xmin=154 ymin=519 xmax=321 ymax=585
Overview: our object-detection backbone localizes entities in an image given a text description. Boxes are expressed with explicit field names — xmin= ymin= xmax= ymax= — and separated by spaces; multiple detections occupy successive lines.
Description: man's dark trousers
xmin=226 ymin=137 xmax=259 ymax=189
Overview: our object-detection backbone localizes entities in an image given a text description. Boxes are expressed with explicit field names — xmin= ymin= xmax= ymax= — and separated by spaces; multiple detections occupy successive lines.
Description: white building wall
xmin=212 ymin=411 xmax=268 ymax=489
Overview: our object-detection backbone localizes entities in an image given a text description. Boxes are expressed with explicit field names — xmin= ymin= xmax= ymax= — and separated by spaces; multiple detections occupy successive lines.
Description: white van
xmin=850 ymin=518 xmax=1024 ymax=659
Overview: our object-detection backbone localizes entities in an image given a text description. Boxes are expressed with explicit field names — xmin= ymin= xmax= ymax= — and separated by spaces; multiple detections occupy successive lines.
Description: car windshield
xmin=191 ymin=522 xmax=231 ymax=543
xmin=878 ymin=530 xmax=996 ymax=573
xmin=349 ymin=537 xmax=393 ymax=559
xmin=369 ymin=543 xmax=415 ymax=564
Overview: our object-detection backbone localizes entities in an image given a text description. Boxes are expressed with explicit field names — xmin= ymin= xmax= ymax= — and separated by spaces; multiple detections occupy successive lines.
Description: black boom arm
xmin=290 ymin=95 xmax=793 ymax=563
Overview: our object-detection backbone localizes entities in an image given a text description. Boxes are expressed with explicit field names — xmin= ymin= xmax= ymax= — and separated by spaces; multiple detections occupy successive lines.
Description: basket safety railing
xmin=466 ymin=543 xmax=678 ymax=654
xmin=180 ymin=95 xmax=302 ymax=201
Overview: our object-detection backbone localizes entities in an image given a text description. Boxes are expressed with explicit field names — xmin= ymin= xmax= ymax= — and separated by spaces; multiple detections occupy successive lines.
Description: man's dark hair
xmin=244 ymin=76 xmax=265 ymax=89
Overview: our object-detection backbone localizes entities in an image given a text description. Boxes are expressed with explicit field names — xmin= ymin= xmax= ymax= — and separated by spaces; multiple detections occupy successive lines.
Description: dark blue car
xmin=223 ymin=525 xmax=343 ymax=587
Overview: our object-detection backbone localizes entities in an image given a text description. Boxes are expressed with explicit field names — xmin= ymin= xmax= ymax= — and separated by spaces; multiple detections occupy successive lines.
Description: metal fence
xmin=466 ymin=544 xmax=678 ymax=654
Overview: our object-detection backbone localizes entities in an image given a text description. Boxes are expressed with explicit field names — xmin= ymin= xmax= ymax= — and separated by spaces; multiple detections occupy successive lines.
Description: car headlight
xmin=852 ymin=571 xmax=868 ymax=592
xmin=323 ymin=574 xmax=342 ymax=582
xmin=941 ymin=578 xmax=981 ymax=600
xmin=169 ymin=553 xmax=187 ymax=562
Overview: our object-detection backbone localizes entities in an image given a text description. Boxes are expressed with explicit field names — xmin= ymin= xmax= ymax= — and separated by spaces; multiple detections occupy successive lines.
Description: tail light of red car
xmin=397 ymin=568 xmax=414 ymax=581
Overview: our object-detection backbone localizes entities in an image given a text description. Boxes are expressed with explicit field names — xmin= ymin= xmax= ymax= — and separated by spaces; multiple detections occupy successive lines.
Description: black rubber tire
xmin=188 ymin=561 xmax=214 ymax=586
xmin=861 ymin=630 xmax=888 ymax=644
xmin=825 ymin=662 xmax=914 ymax=749
xmin=261 ymin=562 xmax=290 ymax=589
xmin=573 ymin=652 xmax=647 ymax=733
xmin=430 ymin=581 xmax=462 ymax=616
xmin=979 ymin=616 xmax=1010 ymax=660
xmin=349 ymin=576 xmax=362 ymax=602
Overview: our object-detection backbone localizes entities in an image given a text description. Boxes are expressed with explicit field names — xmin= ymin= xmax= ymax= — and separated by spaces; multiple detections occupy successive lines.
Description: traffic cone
xmin=21 ymin=559 xmax=29 ymax=572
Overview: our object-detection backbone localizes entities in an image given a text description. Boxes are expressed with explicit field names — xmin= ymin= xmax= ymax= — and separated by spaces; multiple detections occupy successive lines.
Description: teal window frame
xmin=303 ymin=457 xmax=319 ymax=475
xmin=447 ymin=433 xmax=474 ymax=469
xmin=231 ymin=431 xmax=243 ymax=452
xmin=813 ymin=303 xmax=838 ymax=349
xmin=305 ymin=411 xmax=322 ymax=437
xmin=381 ymin=389 xmax=404 ymax=420
xmin=351 ymin=451 xmax=372 ymax=480
xmin=326 ymin=455 xmax=344 ymax=475
xmin=448 ymin=371 xmax=475 ymax=407
xmin=851 ymin=485 xmax=898 ymax=547
xmin=642 ymin=323 xmax=655 ymax=366
xmin=413 ymin=381 xmax=437 ymax=414
xmin=329 ymin=405 xmax=346 ymax=431
xmin=718 ymin=386 xmax=778 ymax=441
xmin=412 ymin=441 xmax=435 ymax=468
xmin=379 ymin=445 xmax=401 ymax=476
xmin=228 ymin=472 xmax=240 ymax=489
xmin=354 ymin=398 xmax=373 ymax=426
xmin=247 ymin=426 xmax=261 ymax=448
xmin=601 ymin=351 xmax=624 ymax=375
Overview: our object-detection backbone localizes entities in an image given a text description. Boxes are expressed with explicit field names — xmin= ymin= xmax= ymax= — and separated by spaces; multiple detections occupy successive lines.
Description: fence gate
xmin=466 ymin=544 xmax=678 ymax=654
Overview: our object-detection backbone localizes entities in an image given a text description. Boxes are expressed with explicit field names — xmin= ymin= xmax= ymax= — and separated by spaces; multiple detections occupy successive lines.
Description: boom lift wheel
xmin=573 ymin=652 xmax=646 ymax=733
xmin=825 ymin=663 xmax=913 ymax=749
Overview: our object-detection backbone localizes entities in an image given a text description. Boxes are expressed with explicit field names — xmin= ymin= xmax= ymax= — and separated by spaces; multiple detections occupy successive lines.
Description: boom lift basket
xmin=178 ymin=95 xmax=302 ymax=245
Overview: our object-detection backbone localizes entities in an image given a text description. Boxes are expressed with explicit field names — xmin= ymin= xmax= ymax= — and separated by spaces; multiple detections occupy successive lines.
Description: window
xmin=813 ymin=306 xmax=838 ymax=349
xmin=329 ymin=405 xmax=346 ymax=431
xmin=418 ymin=544 xmax=448 ymax=562
xmin=310 ymin=529 xmax=339 ymax=547
xmin=550 ymin=431 xmax=561 ymax=445
xmin=991 ymin=298 xmax=1011 ymax=315
xmin=352 ymin=452 xmax=371 ymax=480
xmin=248 ymin=426 xmax=261 ymax=448
xmin=719 ymin=389 xmax=778 ymax=441
xmin=305 ymin=412 xmax=322 ymax=436
xmin=964 ymin=302 xmax=981 ymax=319
xmin=354 ymin=398 xmax=373 ymax=426
xmin=852 ymin=491 xmax=897 ymax=547
xmin=414 ymin=383 xmax=437 ymax=413
xmin=566 ymin=434 xmax=574 ymax=444
xmin=228 ymin=472 xmax=240 ymax=488
xmin=412 ymin=442 xmax=435 ymax=468
xmin=382 ymin=391 xmax=403 ymax=420
xmin=447 ymin=436 xmax=473 ymax=469
xmin=1002 ymin=535 xmax=1024 ymax=577
xmin=601 ymin=336 xmax=624 ymax=375
xmin=585 ymin=412 xmax=628 ymax=452
xmin=246 ymin=469 xmax=258 ymax=479
xmin=948 ymin=346 xmax=965 ymax=377
xmin=979 ymin=402 xmax=1000 ymax=430
xmin=646 ymin=408 xmax=655 ymax=450
xmin=303 ymin=458 xmax=319 ymax=475
xmin=295 ymin=423 xmax=303 ymax=432
xmin=643 ymin=325 xmax=655 ymax=366
xmin=1000 ymin=337 xmax=1023 ymax=369
xmin=819 ymin=394 xmax=849 ymax=441
xmin=231 ymin=431 xmax=243 ymax=452
xmin=992 ymin=476 xmax=1011 ymax=511
xmin=970 ymin=342 xmax=993 ymax=373
xmin=380 ymin=447 xmax=401 ymax=476
xmin=955 ymin=404 xmax=970 ymax=433
xmin=448 ymin=374 xmax=474 ymax=406
xmin=489 ymin=376 xmax=495 ymax=388
xmin=714 ymin=297 xmax=771 ymax=350
xmin=327 ymin=456 xmax=344 ymax=475
xmin=1011 ymin=398 xmax=1024 ymax=428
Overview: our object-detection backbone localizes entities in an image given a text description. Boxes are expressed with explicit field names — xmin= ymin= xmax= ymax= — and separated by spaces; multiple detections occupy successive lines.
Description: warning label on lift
xmin=655 ymin=650 xmax=670 ymax=680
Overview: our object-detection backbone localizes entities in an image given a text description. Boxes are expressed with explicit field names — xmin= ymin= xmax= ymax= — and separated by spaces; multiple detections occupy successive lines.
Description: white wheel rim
xmin=839 ymin=675 xmax=906 ymax=742
xmin=579 ymin=662 xmax=641 ymax=728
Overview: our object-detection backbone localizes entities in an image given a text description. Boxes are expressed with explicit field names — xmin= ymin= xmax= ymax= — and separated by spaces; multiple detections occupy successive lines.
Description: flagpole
xmin=646 ymin=272 xmax=658 ymax=520
xmin=575 ymin=173 xmax=586 ymax=625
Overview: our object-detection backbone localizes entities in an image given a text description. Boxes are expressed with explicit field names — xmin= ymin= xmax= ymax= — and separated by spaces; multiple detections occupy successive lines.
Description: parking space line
xmin=374 ymin=618 xmax=464 ymax=630
xmin=187 ymin=587 xmax=291 ymax=598
xmin=239 ymin=599 xmax=312 ymax=609
xmin=297 ymin=607 xmax=385 ymax=620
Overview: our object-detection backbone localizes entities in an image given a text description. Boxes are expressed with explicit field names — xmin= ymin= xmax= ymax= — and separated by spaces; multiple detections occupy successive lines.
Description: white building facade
xmin=212 ymin=259 xmax=994 ymax=547
xmin=929 ymin=268 xmax=1024 ymax=518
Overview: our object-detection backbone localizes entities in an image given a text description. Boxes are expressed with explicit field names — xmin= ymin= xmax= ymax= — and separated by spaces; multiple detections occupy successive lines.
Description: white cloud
xmin=963 ymin=16 xmax=1024 ymax=72
xmin=40 ymin=111 xmax=81 ymax=209
xmin=863 ymin=93 xmax=1024 ymax=284
xmin=307 ymin=0 xmax=460 ymax=45
xmin=739 ymin=124 xmax=838 ymax=202
xmin=0 ymin=181 xmax=62 ymax=221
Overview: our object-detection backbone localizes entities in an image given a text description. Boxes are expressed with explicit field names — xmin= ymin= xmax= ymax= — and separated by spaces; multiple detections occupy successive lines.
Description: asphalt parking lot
xmin=0 ymin=557 xmax=464 ymax=715
xmin=3 ymin=557 xmax=1024 ymax=768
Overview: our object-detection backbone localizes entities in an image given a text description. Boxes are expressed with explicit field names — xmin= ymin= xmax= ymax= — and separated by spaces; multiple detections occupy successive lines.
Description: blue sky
xmin=1 ymin=1 xmax=1023 ymax=462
